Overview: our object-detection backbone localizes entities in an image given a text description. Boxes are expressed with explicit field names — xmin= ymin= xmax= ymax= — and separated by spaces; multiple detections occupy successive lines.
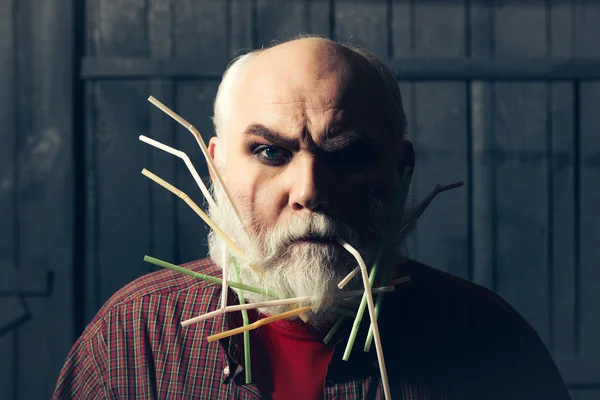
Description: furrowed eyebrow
xmin=242 ymin=124 xmax=300 ymax=151
xmin=319 ymin=130 xmax=373 ymax=152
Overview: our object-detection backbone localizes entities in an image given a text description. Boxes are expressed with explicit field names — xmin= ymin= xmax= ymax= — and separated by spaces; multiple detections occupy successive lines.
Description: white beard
xmin=207 ymin=178 xmax=407 ymax=328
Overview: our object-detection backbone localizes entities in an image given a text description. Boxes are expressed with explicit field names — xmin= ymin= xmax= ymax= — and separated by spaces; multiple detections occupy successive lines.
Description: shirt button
xmin=223 ymin=365 xmax=230 ymax=376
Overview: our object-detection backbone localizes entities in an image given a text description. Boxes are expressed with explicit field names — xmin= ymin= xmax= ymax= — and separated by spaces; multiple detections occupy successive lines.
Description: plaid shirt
xmin=52 ymin=258 xmax=570 ymax=400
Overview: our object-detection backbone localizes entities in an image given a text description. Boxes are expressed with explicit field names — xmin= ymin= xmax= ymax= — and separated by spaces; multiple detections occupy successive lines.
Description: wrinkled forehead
xmin=225 ymin=46 xmax=387 ymax=141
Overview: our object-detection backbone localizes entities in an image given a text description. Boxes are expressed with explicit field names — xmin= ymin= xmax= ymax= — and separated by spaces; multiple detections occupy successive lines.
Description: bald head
xmin=213 ymin=37 xmax=406 ymax=150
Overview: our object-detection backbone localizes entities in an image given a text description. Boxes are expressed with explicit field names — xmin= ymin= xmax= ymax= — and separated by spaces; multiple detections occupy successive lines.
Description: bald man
xmin=53 ymin=37 xmax=570 ymax=400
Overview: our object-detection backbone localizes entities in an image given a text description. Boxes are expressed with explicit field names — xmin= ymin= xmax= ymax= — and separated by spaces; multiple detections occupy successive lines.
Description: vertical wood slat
xmin=492 ymin=3 xmax=551 ymax=346
xmin=549 ymin=0 xmax=576 ymax=372
xmin=15 ymin=0 xmax=75 ymax=397
xmin=255 ymin=0 xmax=329 ymax=48
xmin=405 ymin=2 xmax=470 ymax=279
xmin=412 ymin=0 xmax=466 ymax=58
xmin=0 ymin=0 xmax=15 ymax=396
xmin=469 ymin=0 xmax=495 ymax=291
xmin=173 ymin=0 xmax=228 ymax=60
xmin=89 ymin=0 xmax=151 ymax=311
xmin=230 ymin=0 xmax=254 ymax=56
xmin=172 ymin=0 xmax=230 ymax=263
xmin=334 ymin=0 xmax=387 ymax=58
xmin=148 ymin=0 xmax=176 ymax=269
xmin=578 ymin=82 xmax=600 ymax=365
xmin=576 ymin=0 xmax=600 ymax=378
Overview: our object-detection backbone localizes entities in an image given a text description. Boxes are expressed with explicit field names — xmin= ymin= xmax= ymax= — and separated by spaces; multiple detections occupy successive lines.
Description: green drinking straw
xmin=323 ymin=315 xmax=346 ymax=344
xmin=230 ymin=256 xmax=252 ymax=384
xmin=143 ymin=255 xmax=278 ymax=298
xmin=341 ymin=243 xmax=385 ymax=361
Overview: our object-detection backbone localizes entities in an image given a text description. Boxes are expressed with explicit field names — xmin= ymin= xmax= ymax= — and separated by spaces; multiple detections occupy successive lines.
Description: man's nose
xmin=288 ymin=158 xmax=330 ymax=212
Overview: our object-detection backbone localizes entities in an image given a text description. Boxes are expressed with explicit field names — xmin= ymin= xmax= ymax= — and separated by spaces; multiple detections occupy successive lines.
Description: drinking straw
xmin=143 ymin=256 xmax=276 ymax=297
xmin=230 ymin=256 xmax=252 ymax=383
xmin=323 ymin=315 xmax=346 ymax=344
xmin=181 ymin=296 xmax=312 ymax=327
xmin=363 ymin=146 xmax=415 ymax=352
xmin=340 ymin=242 xmax=385 ymax=361
xmin=337 ymin=238 xmax=391 ymax=400
xmin=147 ymin=97 xmax=248 ymax=237
xmin=338 ymin=267 xmax=359 ymax=289
xmin=398 ymin=181 xmax=464 ymax=235
xmin=207 ymin=306 xmax=312 ymax=342
xmin=221 ymin=245 xmax=229 ymax=310
xmin=139 ymin=135 xmax=217 ymax=210
xmin=141 ymin=168 xmax=244 ymax=257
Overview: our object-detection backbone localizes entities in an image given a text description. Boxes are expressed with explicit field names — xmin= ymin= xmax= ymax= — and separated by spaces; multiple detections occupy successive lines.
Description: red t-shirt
xmin=249 ymin=314 xmax=335 ymax=400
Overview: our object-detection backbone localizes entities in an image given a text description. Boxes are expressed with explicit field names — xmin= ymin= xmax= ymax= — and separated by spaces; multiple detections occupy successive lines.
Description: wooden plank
xmin=95 ymin=81 xmax=151 ymax=303
xmin=579 ymin=82 xmax=600 ymax=368
xmin=470 ymin=81 xmax=495 ymax=289
xmin=80 ymin=57 xmax=600 ymax=80
xmin=492 ymin=82 xmax=551 ymax=344
xmin=408 ymin=2 xmax=469 ymax=278
xmin=255 ymin=0 xmax=310 ymax=47
xmin=308 ymin=0 xmax=331 ymax=38
xmin=550 ymin=0 xmax=573 ymax=58
xmin=468 ymin=0 xmax=493 ymax=287
xmin=147 ymin=0 xmax=176 ymax=270
xmin=398 ymin=82 xmax=416 ymax=258
xmin=148 ymin=0 xmax=171 ymax=59
xmin=413 ymin=0 xmax=466 ymax=58
xmin=575 ymin=1 xmax=600 ymax=57
xmin=95 ymin=0 xmax=148 ymax=57
xmin=550 ymin=83 xmax=576 ymax=368
xmin=87 ymin=0 xmax=151 ymax=313
xmin=0 ymin=0 xmax=15 ymax=394
xmin=0 ymin=333 xmax=14 ymax=399
xmin=84 ymin=82 xmax=100 ymax=323
xmin=173 ymin=0 xmax=228 ymax=60
xmin=391 ymin=0 xmax=411 ymax=58
xmin=570 ymin=389 xmax=600 ymax=400
xmin=0 ymin=268 xmax=51 ymax=295
xmin=230 ymin=0 xmax=253 ymax=56
xmin=15 ymin=0 xmax=75 ymax=397
xmin=491 ymin=2 xmax=551 ymax=348
xmin=173 ymin=82 xmax=219 ymax=263
xmin=493 ymin=0 xmax=547 ymax=57
xmin=412 ymin=82 xmax=469 ymax=279
xmin=334 ymin=0 xmax=388 ymax=58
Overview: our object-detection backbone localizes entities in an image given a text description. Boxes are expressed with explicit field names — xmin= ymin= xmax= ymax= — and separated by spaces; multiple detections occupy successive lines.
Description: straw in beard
xmin=207 ymin=180 xmax=389 ymax=327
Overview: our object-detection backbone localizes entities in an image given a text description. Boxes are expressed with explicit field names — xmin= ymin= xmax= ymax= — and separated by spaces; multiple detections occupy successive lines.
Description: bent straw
xmin=337 ymin=238 xmax=391 ymax=400
xmin=143 ymin=256 xmax=277 ymax=298
xmin=221 ymin=245 xmax=229 ymax=310
xmin=139 ymin=135 xmax=217 ymax=211
xmin=147 ymin=97 xmax=250 ymax=239
xmin=141 ymin=168 xmax=244 ymax=257
xmin=181 ymin=296 xmax=312 ymax=327
xmin=338 ymin=267 xmax=359 ymax=289
xmin=398 ymin=181 xmax=464 ymax=234
xmin=230 ymin=256 xmax=252 ymax=383
xmin=207 ymin=306 xmax=312 ymax=342
xmin=340 ymin=243 xmax=384 ymax=361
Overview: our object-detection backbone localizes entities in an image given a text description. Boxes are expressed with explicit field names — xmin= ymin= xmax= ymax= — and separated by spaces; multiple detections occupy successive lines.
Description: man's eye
xmin=253 ymin=145 xmax=290 ymax=165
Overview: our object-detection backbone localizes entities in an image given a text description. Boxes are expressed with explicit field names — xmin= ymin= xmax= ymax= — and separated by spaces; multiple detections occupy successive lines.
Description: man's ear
xmin=207 ymin=136 xmax=220 ymax=183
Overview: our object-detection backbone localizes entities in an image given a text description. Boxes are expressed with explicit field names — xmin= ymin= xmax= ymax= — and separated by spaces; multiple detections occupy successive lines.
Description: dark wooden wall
xmin=0 ymin=0 xmax=599 ymax=399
